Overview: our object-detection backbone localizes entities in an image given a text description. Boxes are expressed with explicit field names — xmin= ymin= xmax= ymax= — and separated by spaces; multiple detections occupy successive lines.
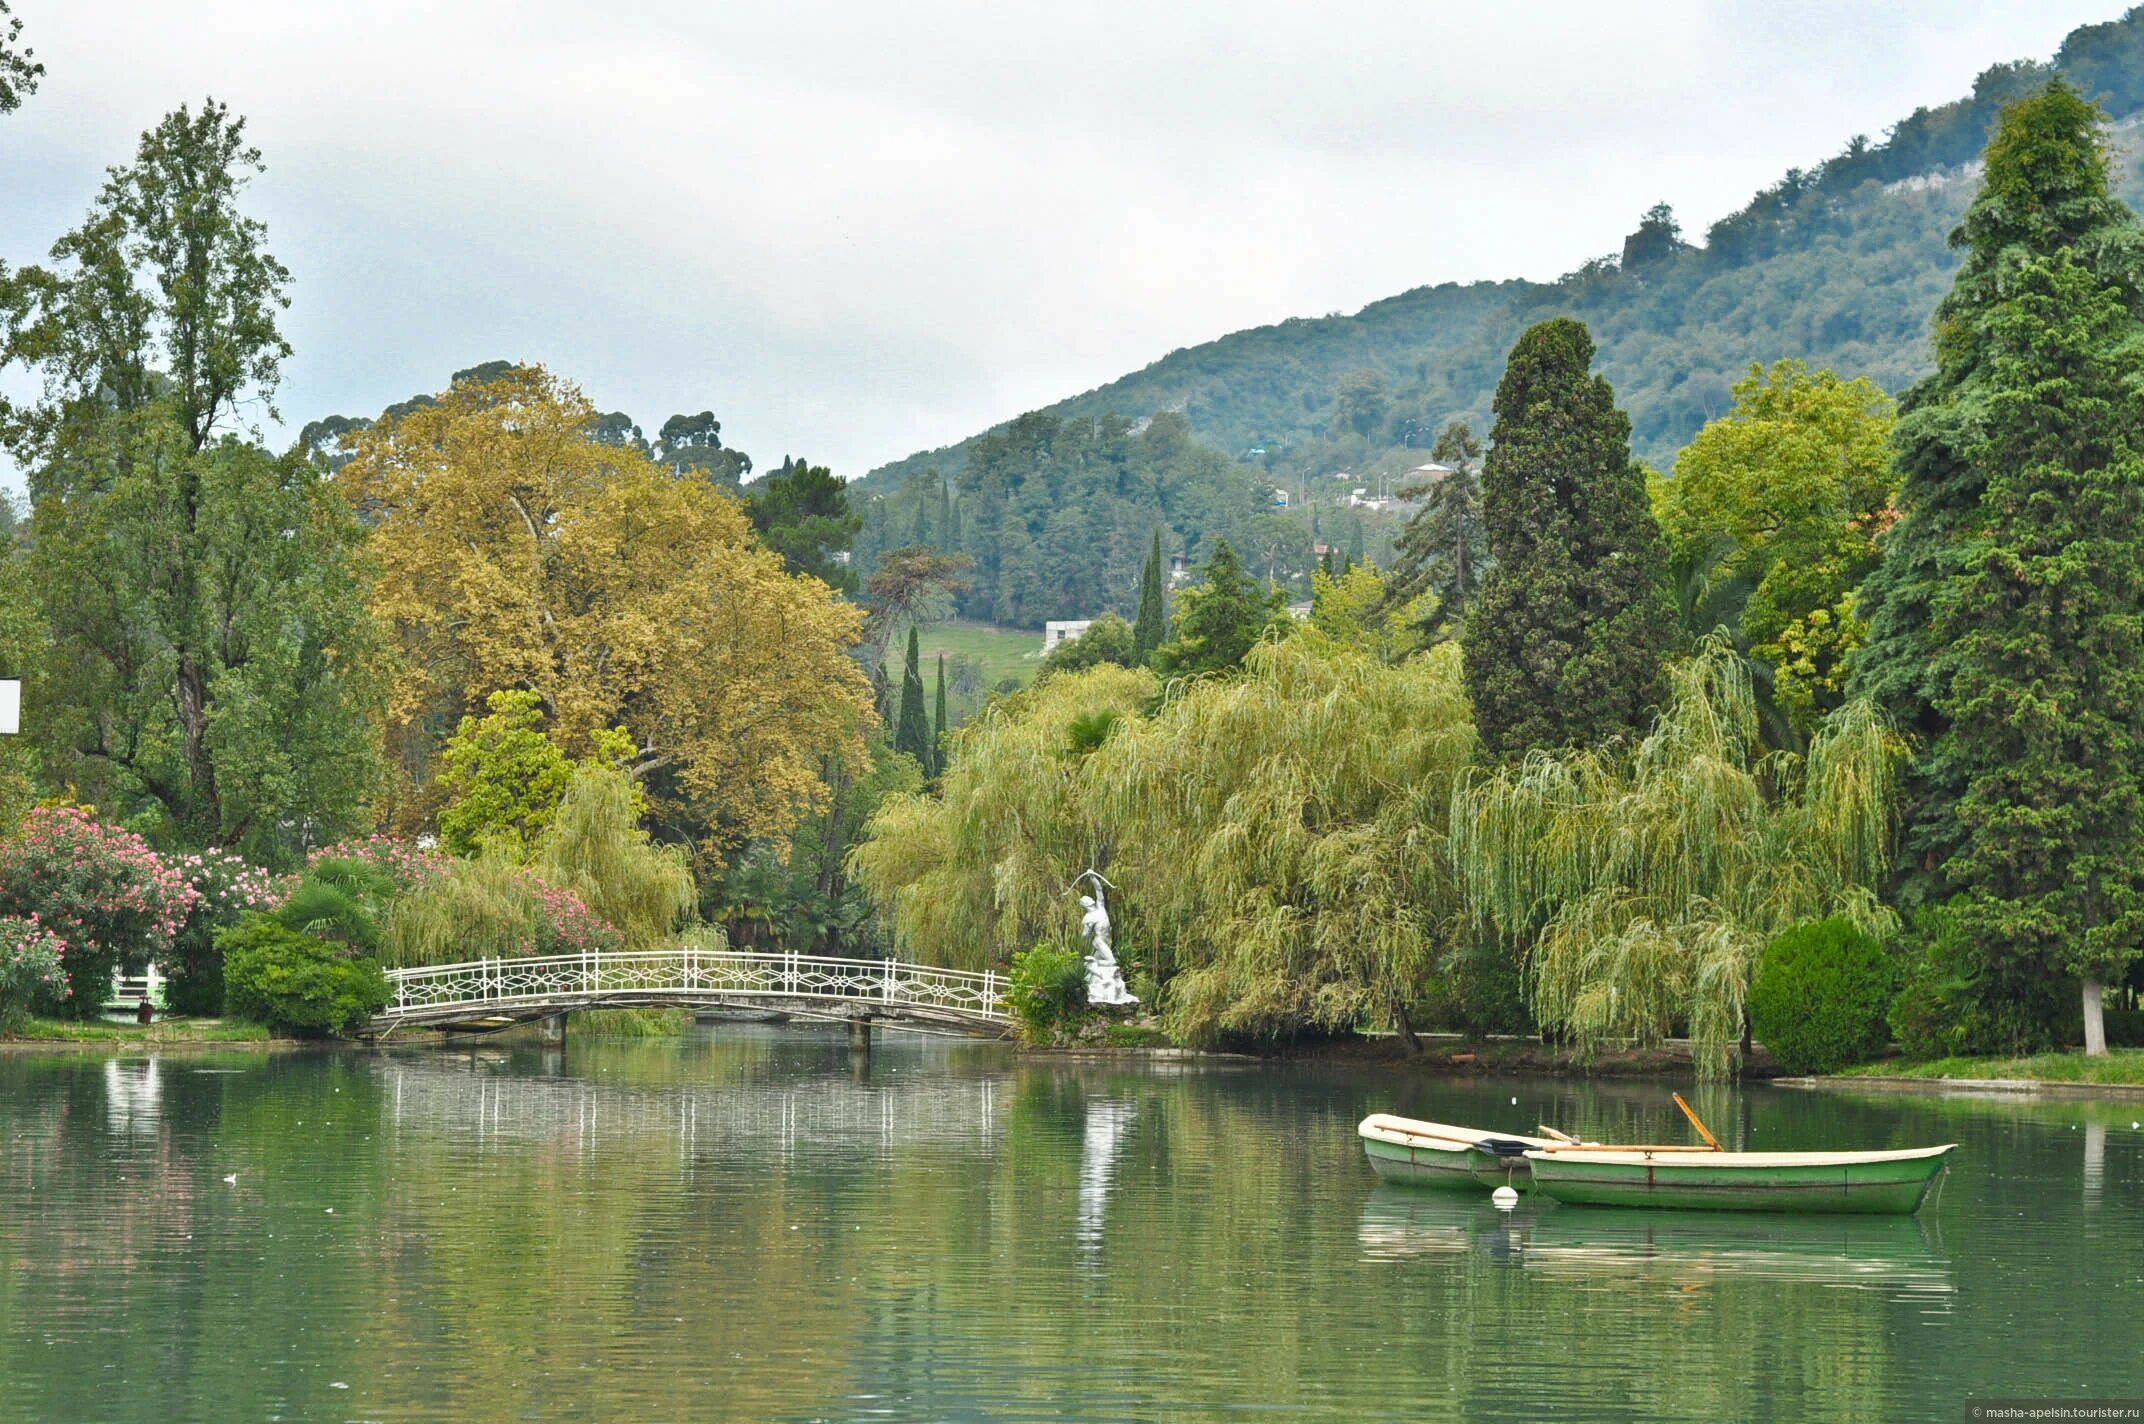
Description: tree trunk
xmin=1391 ymin=995 xmax=1421 ymax=1056
xmin=2082 ymin=977 xmax=2108 ymax=1057
xmin=176 ymin=654 xmax=218 ymax=839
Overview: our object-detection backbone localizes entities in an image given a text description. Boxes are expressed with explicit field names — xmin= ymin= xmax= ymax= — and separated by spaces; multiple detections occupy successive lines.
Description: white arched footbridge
xmin=367 ymin=948 xmax=1011 ymax=1040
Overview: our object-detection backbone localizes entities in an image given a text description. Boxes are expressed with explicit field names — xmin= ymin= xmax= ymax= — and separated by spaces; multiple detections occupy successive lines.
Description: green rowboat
xmin=1522 ymin=1144 xmax=1956 ymax=1215
xmin=1357 ymin=1114 xmax=1563 ymax=1191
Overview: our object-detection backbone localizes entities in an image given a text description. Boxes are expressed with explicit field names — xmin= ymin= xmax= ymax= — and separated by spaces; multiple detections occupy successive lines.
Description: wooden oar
xmin=1673 ymin=1092 xmax=1723 ymax=1151
xmin=1538 ymin=1124 xmax=1579 ymax=1144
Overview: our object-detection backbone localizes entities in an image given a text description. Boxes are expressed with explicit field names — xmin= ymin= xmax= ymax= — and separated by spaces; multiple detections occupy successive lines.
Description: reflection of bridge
xmin=367 ymin=949 xmax=1011 ymax=1040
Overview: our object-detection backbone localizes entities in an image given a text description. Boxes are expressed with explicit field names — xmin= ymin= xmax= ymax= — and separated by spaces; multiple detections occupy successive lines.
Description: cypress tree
xmin=1132 ymin=529 xmax=1167 ymax=663
xmin=894 ymin=626 xmax=932 ymax=768
xmin=936 ymin=474 xmax=953 ymax=555
xmin=933 ymin=652 xmax=949 ymax=775
xmin=1854 ymin=82 xmax=2144 ymax=1052
xmin=1347 ymin=515 xmax=1365 ymax=568
xmin=1463 ymin=318 xmax=1675 ymax=757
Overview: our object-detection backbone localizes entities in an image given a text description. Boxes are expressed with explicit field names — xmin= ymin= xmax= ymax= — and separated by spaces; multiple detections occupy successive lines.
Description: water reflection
xmin=101 ymin=1057 xmax=161 ymax=1135
xmin=1359 ymin=1186 xmax=1953 ymax=1301
xmin=3 ymin=1041 xmax=2142 ymax=1423
xmin=1076 ymin=1097 xmax=1137 ymax=1257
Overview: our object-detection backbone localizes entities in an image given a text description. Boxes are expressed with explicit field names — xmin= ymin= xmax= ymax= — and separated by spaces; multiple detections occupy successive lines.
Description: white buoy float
xmin=1492 ymin=1185 xmax=1519 ymax=1210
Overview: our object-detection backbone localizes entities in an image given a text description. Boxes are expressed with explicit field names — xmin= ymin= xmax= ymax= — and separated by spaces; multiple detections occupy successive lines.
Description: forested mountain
xmin=867 ymin=7 xmax=2144 ymax=484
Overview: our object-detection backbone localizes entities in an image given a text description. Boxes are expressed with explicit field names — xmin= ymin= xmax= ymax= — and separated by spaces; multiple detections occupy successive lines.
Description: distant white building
xmin=1407 ymin=461 xmax=1456 ymax=484
xmin=1269 ymin=486 xmax=1291 ymax=507
xmin=1042 ymin=620 xmax=1095 ymax=654
xmin=1169 ymin=554 xmax=1193 ymax=586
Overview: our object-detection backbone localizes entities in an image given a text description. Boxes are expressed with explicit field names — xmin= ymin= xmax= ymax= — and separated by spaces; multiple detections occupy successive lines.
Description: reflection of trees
xmin=4 ymin=1048 xmax=2144 ymax=1420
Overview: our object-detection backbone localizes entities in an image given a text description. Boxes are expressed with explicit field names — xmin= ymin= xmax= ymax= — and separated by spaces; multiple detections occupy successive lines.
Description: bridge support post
xmin=541 ymin=1012 xmax=567 ymax=1047
xmin=848 ymin=1015 xmax=872 ymax=1054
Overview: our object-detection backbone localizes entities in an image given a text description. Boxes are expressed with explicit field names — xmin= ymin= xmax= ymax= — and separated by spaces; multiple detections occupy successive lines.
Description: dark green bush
xmin=220 ymin=916 xmax=390 ymax=1038
xmin=1887 ymin=899 xmax=2071 ymax=1058
xmin=1007 ymin=942 xmax=1088 ymax=1043
xmin=1749 ymin=917 xmax=1897 ymax=1073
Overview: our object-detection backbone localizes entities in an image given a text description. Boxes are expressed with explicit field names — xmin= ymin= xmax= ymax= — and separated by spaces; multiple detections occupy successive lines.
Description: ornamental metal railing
xmin=377 ymin=948 xmax=1008 ymax=1025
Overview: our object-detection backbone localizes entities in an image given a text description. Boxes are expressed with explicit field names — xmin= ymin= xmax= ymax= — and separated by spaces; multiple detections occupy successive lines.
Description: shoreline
xmin=1779 ymin=1073 xmax=2144 ymax=1101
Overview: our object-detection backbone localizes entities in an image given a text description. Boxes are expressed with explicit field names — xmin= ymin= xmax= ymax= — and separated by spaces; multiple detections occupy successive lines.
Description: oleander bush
xmin=1750 ymin=917 xmax=1898 ymax=1073
xmin=219 ymin=916 xmax=390 ymax=1038
xmin=0 ymin=807 xmax=198 ymax=1017
xmin=166 ymin=849 xmax=291 ymax=1015
xmin=0 ymin=915 xmax=69 ymax=1033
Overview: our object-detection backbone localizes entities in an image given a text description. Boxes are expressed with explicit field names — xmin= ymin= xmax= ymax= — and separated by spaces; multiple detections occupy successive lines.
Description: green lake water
xmin=2 ymin=1027 xmax=2141 ymax=1422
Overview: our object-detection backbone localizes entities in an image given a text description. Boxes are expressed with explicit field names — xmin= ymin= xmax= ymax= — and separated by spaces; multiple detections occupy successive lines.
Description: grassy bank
xmin=1837 ymin=1048 xmax=2144 ymax=1086
xmin=3 ymin=1015 xmax=275 ymax=1047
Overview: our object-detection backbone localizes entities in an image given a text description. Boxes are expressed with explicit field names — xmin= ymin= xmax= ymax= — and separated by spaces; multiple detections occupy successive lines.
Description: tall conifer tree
xmin=1388 ymin=419 xmax=1487 ymax=639
xmin=894 ymin=626 xmax=932 ymax=770
xmin=1854 ymin=81 xmax=2144 ymax=1052
xmin=1463 ymin=319 xmax=1674 ymax=757
xmin=933 ymin=652 xmax=948 ymax=775
xmin=1132 ymin=530 xmax=1167 ymax=664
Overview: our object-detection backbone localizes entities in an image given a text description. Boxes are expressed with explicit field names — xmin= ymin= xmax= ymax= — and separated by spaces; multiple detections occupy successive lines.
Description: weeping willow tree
xmin=849 ymin=664 xmax=1157 ymax=969
xmin=1452 ymin=636 xmax=1897 ymax=1077
xmin=534 ymin=766 xmax=695 ymax=949
xmin=1088 ymin=634 xmax=1478 ymax=1045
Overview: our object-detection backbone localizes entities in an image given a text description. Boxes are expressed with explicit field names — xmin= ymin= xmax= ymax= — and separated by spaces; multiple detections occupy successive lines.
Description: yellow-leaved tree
xmin=340 ymin=365 xmax=871 ymax=865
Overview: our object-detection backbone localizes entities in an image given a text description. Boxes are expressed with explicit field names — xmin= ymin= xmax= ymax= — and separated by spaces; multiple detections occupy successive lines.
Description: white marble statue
xmin=1078 ymin=886 xmax=1139 ymax=1007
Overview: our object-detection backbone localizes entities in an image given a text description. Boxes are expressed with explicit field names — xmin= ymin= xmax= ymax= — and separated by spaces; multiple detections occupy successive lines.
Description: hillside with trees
xmin=866 ymin=8 xmax=2144 ymax=486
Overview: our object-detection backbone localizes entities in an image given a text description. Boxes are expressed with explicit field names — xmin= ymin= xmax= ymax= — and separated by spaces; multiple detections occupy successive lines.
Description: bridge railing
xmin=379 ymin=948 xmax=1008 ymax=1023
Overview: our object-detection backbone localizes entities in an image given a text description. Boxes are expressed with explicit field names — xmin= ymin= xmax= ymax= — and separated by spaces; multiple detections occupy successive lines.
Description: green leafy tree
xmin=1660 ymin=362 xmax=1895 ymax=734
xmin=655 ymin=410 xmax=751 ymax=486
xmin=893 ymin=627 xmax=932 ymax=770
xmin=1462 ymin=319 xmax=1675 ymax=757
xmin=1619 ymin=202 xmax=1688 ymax=271
xmin=1132 ymin=529 xmax=1167 ymax=663
xmin=435 ymin=691 xmax=637 ymax=858
xmin=1039 ymin=613 xmax=1138 ymax=679
xmin=1852 ymin=82 xmax=2144 ymax=1054
xmin=0 ymin=0 xmax=41 ymax=116
xmin=1330 ymin=370 xmax=1390 ymax=439
xmin=0 ymin=103 xmax=385 ymax=861
xmin=0 ymin=543 xmax=41 ymax=831
xmin=746 ymin=456 xmax=861 ymax=591
xmin=1153 ymin=540 xmax=1286 ymax=680
xmin=1387 ymin=419 xmax=1486 ymax=638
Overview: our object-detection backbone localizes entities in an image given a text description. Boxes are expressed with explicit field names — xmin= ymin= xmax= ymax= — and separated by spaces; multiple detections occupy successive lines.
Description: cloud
xmin=0 ymin=0 xmax=2100 ymax=488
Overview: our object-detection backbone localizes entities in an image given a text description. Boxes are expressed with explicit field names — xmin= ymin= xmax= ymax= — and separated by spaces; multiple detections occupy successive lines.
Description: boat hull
xmin=1523 ymin=1145 xmax=1955 ymax=1215
xmin=1358 ymin=1115 xmax=1553 ymax=1191
xmin=1361 ymin=1133 xmax=1530 ymax=1190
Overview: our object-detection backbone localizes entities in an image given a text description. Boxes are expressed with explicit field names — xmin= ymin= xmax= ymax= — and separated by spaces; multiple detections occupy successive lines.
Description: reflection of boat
xmin=1522 ymin=1207 xmax=1953 ymax=1297
xmin=1357 ymin=1114 xmax=1561 ymax=1190
xmin=1357 ymin=1185 xmax=1524 ymax=1261
xmin=1523 ymin=1144 xmax=1956 ymax=1215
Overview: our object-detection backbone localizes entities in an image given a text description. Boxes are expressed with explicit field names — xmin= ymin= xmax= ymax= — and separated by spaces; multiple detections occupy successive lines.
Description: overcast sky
xmin=0 ymin=2 xmax=2111 ymax=493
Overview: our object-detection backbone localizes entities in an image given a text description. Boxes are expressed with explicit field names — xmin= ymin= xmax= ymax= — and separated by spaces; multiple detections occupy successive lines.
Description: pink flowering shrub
xmin=309 ymin=835 xmax=450 ymax=896
xmin=0 ymin=915 xmax=69 ymax=1033
xmin=530 ymin=877 xmax=622 ymax=957
xmin=0 ymin=807 xmax=199 ymax=1018
xmin=166 ymin=848 xmax=296 ymax=1015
